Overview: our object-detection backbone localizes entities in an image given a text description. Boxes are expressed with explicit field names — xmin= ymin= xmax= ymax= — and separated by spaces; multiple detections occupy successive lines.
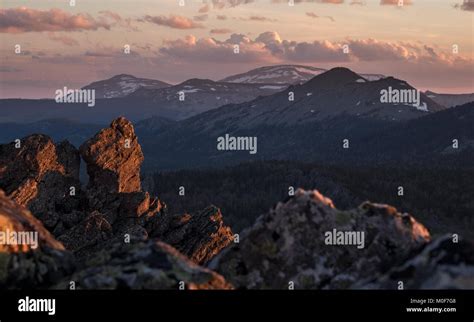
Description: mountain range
xmin=0 ymin=65 xmax=472 ymax=171
xmin=1 ymin=65 xmax=471 ymax=125
xmin=220 ymin=64 xmax=385 ymax=84
xmin=425 ymin=90 xmax=474 ymax=108
xmin=137 ymin=67 xmax=471 ymax=170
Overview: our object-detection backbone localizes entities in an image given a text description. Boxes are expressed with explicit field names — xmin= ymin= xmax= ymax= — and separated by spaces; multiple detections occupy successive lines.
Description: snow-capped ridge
xmin=82 ymin=74 xmax=171 ymax=99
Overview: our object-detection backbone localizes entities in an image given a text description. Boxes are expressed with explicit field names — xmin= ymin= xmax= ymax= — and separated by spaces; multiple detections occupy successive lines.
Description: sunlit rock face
xmin=0 ymin=189 xmax=74 ymax=288
xmin=80 ymin=116 xmax=143 ymax=193
xmin=149 ymin=205 xmax=234 ymax=265
xmin=0 ymin=135 xmax=81 ymax=232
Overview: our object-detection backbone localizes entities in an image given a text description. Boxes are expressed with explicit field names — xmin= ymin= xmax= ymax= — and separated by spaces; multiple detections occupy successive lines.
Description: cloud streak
xmin=140 ymin=15 xmax=204 ymax=29
xmin=306 ymin=12 xmax=335 ymax=21
xmin=0 ymin=7 xmax=111 ymax=33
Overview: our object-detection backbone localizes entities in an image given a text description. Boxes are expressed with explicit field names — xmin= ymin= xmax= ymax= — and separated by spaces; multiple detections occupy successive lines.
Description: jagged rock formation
xmin=149 ymin=206 xmax=234 ymax=265
xmin=54 ymin=240 xmax=232 ymax=290
xmin=0 ymin=189 xmax=232 ymax=289
xmin=0 ymin=190 xmax=74 ymax=288
xmin=0 ymin=117 xmax=233 ymax=267
xmin=211 ymin=189 xmax=431 ymax=289
xmin=355 ymin=235 xmax=474 ymax=289
xmin=80 ymin=117 xmax=143 ymax=193
xmin=0 ymin=135 xmax=83 ymax=233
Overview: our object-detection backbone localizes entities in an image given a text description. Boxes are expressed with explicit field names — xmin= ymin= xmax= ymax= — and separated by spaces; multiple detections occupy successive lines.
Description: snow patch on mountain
xmin=221 ymin=65 xmax=385 ymax=85
xmin=82 ymin=74 xmax=171 ymax=99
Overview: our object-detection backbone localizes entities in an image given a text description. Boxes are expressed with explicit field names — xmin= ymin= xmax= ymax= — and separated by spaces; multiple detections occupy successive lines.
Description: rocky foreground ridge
xmin=0 ymin=117 xmax=472 ymax=289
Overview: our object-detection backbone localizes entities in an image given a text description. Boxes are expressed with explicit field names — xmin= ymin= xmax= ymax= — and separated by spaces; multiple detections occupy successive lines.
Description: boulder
xmin=211 ymin=189 xmax=430 ymax=289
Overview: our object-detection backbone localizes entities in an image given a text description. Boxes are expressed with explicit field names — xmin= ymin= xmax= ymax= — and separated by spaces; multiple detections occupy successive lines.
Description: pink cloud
xmin=0 ymin=7 xmax=111 ymax=33
xmin=141 ymin=15 xmax=204 ymax=29
xmin=159 ymin=31 xmax=471 ymax=67
xmin=160 ymin=34 xmax=275 ymax=63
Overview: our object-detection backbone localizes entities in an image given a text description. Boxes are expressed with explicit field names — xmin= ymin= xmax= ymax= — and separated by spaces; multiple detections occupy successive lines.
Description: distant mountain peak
xmin=300 ymin=66 xmax=367 ymax=90
xmin=82 ymin=74 xmax=171 ymax=99
xmin=180 ymin=78 xmax=216 ymax=86
xmin=110 ymin=74 xmax=138 ymax=80
xmin=317 ymin=67 xmax=365 ymax=81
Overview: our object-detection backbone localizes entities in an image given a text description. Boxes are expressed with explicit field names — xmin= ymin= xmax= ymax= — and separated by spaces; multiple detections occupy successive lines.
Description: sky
xmin=0 ymin=0 xmax=473 ymax=98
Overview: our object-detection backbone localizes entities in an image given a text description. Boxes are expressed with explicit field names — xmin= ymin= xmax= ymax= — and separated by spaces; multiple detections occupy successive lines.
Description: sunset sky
xmin=1 ymin=0 xmax=473 ymax=98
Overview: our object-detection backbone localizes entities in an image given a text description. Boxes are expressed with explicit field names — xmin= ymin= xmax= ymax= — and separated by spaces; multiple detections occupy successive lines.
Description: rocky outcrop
xmin=149 ymin=206 xmax=234 ymax=265
xmin=54 ymin=240 xmax=233 ymax=290
xmin=0 ymin=117 xmax=233 ymax=267
xmin=0 ymin=190 xmax=74 ymax=288
xmin=0 ymin=117 xmax=233 ymax=289
xmin=0 ymin=189 xmax=232 ymax=290
xmin=0 ymin=135 xmax=82 ymax=233
xmin=355 ymin=235 xmax=474 ymax=289
xmin=80 ymin=117 xmax=143 ymax=193
xmin=211 ymin=189 xmax=431 ymax=289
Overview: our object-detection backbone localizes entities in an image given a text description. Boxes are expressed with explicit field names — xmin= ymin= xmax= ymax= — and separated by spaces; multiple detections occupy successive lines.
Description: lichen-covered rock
xmin=54 ymin=240 xmax=232 ymax=290
xmin=79 ymin=117 xmax=143 ymax=193
xmin=149 ymin=206 xmax=234 ymax=265
xmin=355 ymin=235 xmax=474 ymax=289
xmin=0 ymin=190 xmax=74 ymax=288
xmin=211 ymin=189 xmax=430 ymax=289
xmin=0 ymin=135 xmax=83 ymax=232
